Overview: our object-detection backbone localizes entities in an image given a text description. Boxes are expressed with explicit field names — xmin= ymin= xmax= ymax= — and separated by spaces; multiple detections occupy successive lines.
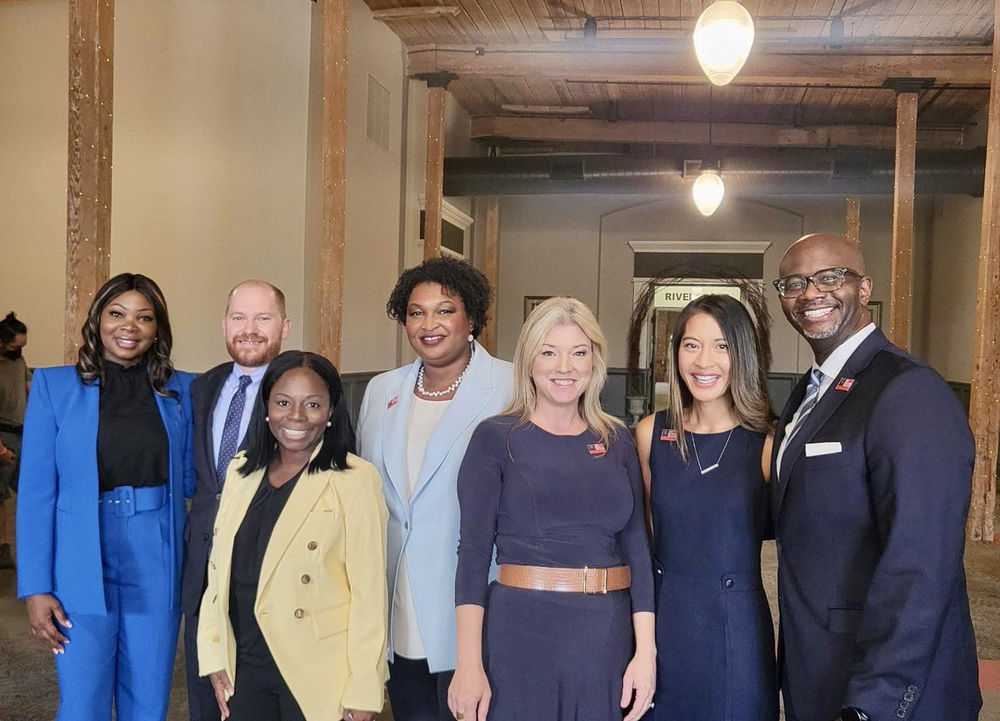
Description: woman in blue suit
xmin=17 ymin=273 xmax=195 ymax=721
xmin=357 ymin=257 xmax=513 ymax=721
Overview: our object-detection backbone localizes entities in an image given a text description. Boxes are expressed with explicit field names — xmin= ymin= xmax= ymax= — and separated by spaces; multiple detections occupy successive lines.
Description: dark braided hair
xmin=76 ymin=273 xmax=177 ymax=397
xmin=0 ymin=312 xmax=27 ymax=345
xmin=386 ymin=256 xmax=492 ymax=338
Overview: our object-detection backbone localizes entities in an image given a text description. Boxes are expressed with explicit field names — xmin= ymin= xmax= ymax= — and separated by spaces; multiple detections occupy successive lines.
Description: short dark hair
xmin=76 ymin=273 xmax=176 ymax=396
xmin=386 ymin=256 xmax=492 ymax=338
xmin=239 ymin=351 xmax=355 ymax=476
xmin=0 ymin=312 xmax=27 ymax=345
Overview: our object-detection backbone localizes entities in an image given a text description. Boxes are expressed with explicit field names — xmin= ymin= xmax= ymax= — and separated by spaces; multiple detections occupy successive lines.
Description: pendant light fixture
xmin=692 ymin=170 xmax=725 ymax=216
xmin=693 ymin=1 xmax=755 ymax=86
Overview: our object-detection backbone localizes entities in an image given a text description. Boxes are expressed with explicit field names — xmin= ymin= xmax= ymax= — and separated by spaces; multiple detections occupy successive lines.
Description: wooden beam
xmin=424 ymin=85 xmax=447 ymax=259
xmin=888 ymin=91 xmax=917 ymax=351
xmin=480 ymin=196 xmax=500 ymax=355
xmin=470 ymin=116 xmax=966 ymax=151
xmin=318 ymin=0 xmax=348 ymax=366
xmin=408 ymin=46 xmax=991 ymax=87
xmin=65 ymin=0 xmax=113 ymax=363
xmin=846 ymin=197 xmax=861 ymax=245
xmin=372 ymin=5 xmax=460 ymax=20
xmin=967 ymin=0 xmax=1000 ymax=543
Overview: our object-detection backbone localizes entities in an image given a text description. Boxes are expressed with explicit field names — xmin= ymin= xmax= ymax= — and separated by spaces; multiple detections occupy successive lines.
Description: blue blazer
xmin=357 ymin=343 xmax=513 ymax=673
xmin=770 ymin=329 xmax=981 ymax=721
xmin=16 ymin=365 xmax=195 ymax=615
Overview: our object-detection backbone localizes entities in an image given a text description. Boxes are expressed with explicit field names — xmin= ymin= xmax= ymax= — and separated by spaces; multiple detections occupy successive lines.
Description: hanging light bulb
xmin=693 ymin=1 xmax=755 ymax=86
xmin=693 ymin=170 xmax=725 ymax=216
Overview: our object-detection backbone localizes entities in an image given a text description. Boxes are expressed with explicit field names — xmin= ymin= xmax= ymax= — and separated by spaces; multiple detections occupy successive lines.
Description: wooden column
xmin=65 ymin=0 xmax=114 ymax=363
xmin=318 ymin=0 xmax=348 ymax=365
xmin=845 ymin=197 xmax=861 ymax=245
xmin=480 ymin=196 xmax=500 ymax=354
xmin=967 ymin=0 xmax=1000 ymax=542
xmin=422 ymin=74 xmax=453 ymax=259
xmin=888 ymin=88 xmax=918 ymax=350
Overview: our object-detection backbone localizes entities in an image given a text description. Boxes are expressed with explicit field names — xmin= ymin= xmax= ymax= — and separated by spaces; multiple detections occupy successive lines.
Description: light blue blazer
xmin=16 ymin=365 xmax=195 ymax=614
xmin=357 ymin=343 xmax=513 ymax=673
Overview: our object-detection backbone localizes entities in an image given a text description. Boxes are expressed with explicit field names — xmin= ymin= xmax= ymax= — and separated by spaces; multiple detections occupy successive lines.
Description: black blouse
xmin=97 ymin=361 xmax=169 ymax=492
xmin=229 ymin=467 xmax=305 ymax=666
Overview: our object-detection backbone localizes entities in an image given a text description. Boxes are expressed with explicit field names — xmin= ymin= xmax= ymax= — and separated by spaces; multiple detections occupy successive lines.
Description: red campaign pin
xmin=587 ymin=443 xmax=607 ymax=456
xmin=387 ymin=395 xmax=399 ymax=410
xmin=660 ymin=429 xmax=678 ymax=442
xmin=835 ymin=378 xmax=855 ymax=392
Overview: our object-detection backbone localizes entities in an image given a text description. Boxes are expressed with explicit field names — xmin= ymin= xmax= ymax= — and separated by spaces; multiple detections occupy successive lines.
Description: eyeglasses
xmin=772 ymin=267 xmax=864 ymax=299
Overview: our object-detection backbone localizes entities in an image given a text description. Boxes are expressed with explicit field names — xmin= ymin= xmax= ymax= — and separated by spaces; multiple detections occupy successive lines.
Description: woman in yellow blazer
xmin=198 ymin=350 xmax=388 ymax=721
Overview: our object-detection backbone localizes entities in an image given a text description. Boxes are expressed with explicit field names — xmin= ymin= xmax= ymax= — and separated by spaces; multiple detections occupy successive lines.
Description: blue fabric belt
xmin=98 ymin=485 xmax=168 ymax=516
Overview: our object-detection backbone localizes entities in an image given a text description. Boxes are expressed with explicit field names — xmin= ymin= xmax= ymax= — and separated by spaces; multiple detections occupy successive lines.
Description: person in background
xmin=635 ymin=294 xmax=778 ymax=721
xmin=449 ymin=297 xmax=655 ymax=721
xmin=181 ymin=279 xmax=291 ymax=721
xmin=17 ymin=273 xmax=195 ymax=721
xmin=0 ymin=311 xmax=30 ymax=569
xmin=198 ymin=351 xmax=388 ymax=721
xmin=357 ymin=256 xmax=513 ymax=721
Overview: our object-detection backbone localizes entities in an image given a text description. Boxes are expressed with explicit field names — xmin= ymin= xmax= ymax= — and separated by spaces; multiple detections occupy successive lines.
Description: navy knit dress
xmin=647 ymin=411 xmax=777 ymax=721
xmin=456 ymin=416 xmax=654 ymax=721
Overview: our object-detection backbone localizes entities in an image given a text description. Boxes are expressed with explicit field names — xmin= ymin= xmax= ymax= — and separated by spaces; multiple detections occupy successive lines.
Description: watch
xmin=841 ymin=709 xmax=870 ymax=721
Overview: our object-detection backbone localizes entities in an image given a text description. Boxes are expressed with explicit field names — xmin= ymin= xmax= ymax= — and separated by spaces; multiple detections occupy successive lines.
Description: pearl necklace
xmin=416 ymin=356 xmax=472 ymax=398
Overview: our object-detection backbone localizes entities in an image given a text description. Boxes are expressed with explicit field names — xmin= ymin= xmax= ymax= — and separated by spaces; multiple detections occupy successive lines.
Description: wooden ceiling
xmin=364 ymin=0 xmax=996 ymax=152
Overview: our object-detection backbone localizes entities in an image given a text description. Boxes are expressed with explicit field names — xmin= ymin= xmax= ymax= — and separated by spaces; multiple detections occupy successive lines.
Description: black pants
xmin=387 ymin=656 xmax=457 ymax=721
xmin=228 ymin=660 xmax=307 ymax=721
xmin=184 ymin=613 xmax=220 ymax=721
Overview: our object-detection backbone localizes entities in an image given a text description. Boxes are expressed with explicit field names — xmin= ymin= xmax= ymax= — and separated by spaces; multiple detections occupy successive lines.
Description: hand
xmin=342 ymin=710 xmax=375 ymax=721
xmin=620 ymin=649 xmax=656 ymax=721
xmin=25 ymin=594 xmax=72 ymax=653
xmin=208 ymin=670 xmax=234 ymax=719
xmin=448 ymin=662 xmax=492 ymax=721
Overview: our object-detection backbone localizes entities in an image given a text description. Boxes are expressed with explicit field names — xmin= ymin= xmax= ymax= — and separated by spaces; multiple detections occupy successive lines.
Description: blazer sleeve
xmin=357 ymin=382 xmax=375 ymax=458
xmin=843 ymin=366 xmax=974 ymax=715
xmin=16 ymin=369 xmax=58 ymax=599
xmin=178 ymin=373 xmax=197 ymax=499
xmin=339 ymin=462 xmax=389 ymax=712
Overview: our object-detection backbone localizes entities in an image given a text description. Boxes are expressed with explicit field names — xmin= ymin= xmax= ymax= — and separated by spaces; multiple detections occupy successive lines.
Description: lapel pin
xmin=835 ymin=378 xmax=855 ymax=392
xmin=387 ymin=395 xmax=399 ymax=410
xmin=587 ymin=443 xmax=607 ymax=456
xmin=660 ymin=429 xmax=678 ymax=442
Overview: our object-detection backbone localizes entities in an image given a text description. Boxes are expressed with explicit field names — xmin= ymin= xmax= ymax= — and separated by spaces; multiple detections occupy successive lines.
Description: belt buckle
xmin=114 ymin=486 xmax=136 ymax=518
xmin=583 ymin=566 xmax=608 ymax=595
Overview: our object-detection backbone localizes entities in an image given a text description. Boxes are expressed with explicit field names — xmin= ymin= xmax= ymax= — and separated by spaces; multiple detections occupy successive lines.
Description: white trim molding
xmin=628 ymin=240 xmax=771 ymax=254
xmin=417 ymin=194 xmax=475 ymax=230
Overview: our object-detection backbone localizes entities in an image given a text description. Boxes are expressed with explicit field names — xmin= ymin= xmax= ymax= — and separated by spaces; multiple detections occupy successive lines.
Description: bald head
xmin=780 ymin=233 xmax=866 ymax=278
xmin=226 ymin=280 xmax=286 ymax=318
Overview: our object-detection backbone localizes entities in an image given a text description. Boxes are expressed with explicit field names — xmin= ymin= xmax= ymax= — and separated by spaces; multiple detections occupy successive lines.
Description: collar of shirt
xmin=812 ymin=322 xmax=876 ymax=402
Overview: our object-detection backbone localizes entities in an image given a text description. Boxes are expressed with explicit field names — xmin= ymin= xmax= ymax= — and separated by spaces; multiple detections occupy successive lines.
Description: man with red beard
xmin=181 ymin=280 xmax=291 ymax=721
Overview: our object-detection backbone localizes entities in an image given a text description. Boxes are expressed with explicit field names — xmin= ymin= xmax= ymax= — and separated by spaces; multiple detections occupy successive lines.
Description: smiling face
xmin=778 ymin=234 xmax=872 ymax=362
xmin=404 ymin=282 xmax=474 ymax=367
xmin=224 ymin=282 xmax=290 ymax=372
xmin=267 ymin=366 xmax=332 ymax=458
xmin=99 ymin=290 xmax=158 ymax=367
xmin=531 ymin=322 xmax=594 ymax=412
xmin=677 ymin=312 xmax=732 ymax=407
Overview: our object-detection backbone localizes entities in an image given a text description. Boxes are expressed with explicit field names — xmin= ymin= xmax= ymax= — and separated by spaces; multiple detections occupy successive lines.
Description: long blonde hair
xmin=504 ymin=297 xmax=624 ymax=446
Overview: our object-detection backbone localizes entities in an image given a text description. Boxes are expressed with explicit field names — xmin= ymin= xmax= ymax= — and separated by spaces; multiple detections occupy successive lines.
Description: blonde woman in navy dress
xmin=635 ymin=294 xmax=778 ymax=721
xmin=449 ymin=297 xmax=655 ymax=721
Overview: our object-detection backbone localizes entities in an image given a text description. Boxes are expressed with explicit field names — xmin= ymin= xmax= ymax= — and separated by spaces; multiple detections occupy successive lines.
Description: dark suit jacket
xmin=180 ymin=362 xmax=233 ymax=616
xmin=771 ymin=329 xmax=981 ymax=721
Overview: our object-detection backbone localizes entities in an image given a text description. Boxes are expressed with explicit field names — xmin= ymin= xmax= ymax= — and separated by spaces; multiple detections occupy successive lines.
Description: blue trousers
xmin=55 ymin=486 xmax=180 ymax=721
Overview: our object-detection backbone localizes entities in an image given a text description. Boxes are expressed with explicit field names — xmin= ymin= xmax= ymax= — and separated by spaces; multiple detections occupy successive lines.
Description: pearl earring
xmin=265 ymin=416 xmax=270 ymax=422
xmin=468 ymin=333 xmax=474 ymax=342
xmin=326 ymin=421 xmax=332 ymax=427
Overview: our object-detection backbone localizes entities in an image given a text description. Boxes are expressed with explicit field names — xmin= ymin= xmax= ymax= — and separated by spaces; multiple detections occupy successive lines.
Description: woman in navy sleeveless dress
xmin=635 ymin=294 xmax=778 ymax=721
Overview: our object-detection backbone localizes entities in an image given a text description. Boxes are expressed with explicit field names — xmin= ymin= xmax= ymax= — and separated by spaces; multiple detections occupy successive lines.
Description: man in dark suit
xmin=181 ymin=280 xmax=290 ymax=721
xmin=771 ymin=233 xmax=981 ymax=721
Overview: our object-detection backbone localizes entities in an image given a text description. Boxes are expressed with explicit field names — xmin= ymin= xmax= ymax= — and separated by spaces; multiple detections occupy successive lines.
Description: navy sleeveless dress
xmin=647 ymin=411 xmax=777 ymax=721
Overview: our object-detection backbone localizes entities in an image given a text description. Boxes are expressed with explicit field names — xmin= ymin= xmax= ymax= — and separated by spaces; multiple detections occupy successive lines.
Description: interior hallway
xmin=1 ymin=498 xmax=999 ymax=721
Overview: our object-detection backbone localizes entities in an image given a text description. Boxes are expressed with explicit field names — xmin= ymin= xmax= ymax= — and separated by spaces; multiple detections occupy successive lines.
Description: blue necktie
xmin=788 ymin=368 xmax=825 ymax=443
xmin=217 ymin=375 xmax=252 ymax=484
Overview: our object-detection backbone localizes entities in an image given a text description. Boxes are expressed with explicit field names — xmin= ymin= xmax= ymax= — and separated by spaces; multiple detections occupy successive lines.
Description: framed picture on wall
xmin=524 ymin=296 xmax=552 ymax=320
xmin=867 ymin=300 xmax=883 ymax=329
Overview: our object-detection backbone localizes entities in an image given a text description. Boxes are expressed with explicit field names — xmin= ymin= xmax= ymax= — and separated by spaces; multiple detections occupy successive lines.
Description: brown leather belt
xmin=498 ymin=564 xmax=631 ymax=594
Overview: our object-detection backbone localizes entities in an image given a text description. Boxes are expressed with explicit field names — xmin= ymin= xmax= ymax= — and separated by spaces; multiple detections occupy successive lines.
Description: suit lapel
xmin=381 ymin=361 xmax=420 ymax=507
xmin=202 ymin=367 xmax=230 ymax=491
xmin=78 ymin=379 xmax=102 ymax=485
xmin=215 ymin=461 xmax=264 ymax=611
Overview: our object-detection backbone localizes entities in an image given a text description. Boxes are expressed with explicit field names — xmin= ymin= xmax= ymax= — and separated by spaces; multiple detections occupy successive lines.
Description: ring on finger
xmin=456 ymin=713 xmax=465 ymax=720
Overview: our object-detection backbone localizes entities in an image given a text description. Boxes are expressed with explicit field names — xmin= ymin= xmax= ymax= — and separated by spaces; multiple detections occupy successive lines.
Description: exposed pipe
xmin=443 ymin=148 xmax=986 ymax=196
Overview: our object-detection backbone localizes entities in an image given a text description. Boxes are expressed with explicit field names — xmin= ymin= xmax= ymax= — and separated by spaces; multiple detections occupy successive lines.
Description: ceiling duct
xmin=442 ymin=148 xmax=985 ymax=197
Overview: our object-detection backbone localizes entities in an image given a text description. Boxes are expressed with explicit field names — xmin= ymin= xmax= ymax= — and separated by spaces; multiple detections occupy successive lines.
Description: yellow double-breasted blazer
xmin=197 ymin=450 xmax=389 ymax=720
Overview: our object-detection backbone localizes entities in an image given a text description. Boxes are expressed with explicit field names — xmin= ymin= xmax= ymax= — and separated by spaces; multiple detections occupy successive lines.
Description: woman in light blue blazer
xmin=358 ymin=257 xmax=513 ymax=721
xmin=17 ymin=273 xmax=194 ymax=721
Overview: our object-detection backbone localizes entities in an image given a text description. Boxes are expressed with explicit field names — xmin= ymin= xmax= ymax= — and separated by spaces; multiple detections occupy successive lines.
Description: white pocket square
xmin=805 ymin=442 xmax=842 ymax=457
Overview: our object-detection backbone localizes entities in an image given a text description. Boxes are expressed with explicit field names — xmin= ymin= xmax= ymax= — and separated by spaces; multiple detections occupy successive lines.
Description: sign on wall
xmin=653 ymin=284 xmax=742 ymax=309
